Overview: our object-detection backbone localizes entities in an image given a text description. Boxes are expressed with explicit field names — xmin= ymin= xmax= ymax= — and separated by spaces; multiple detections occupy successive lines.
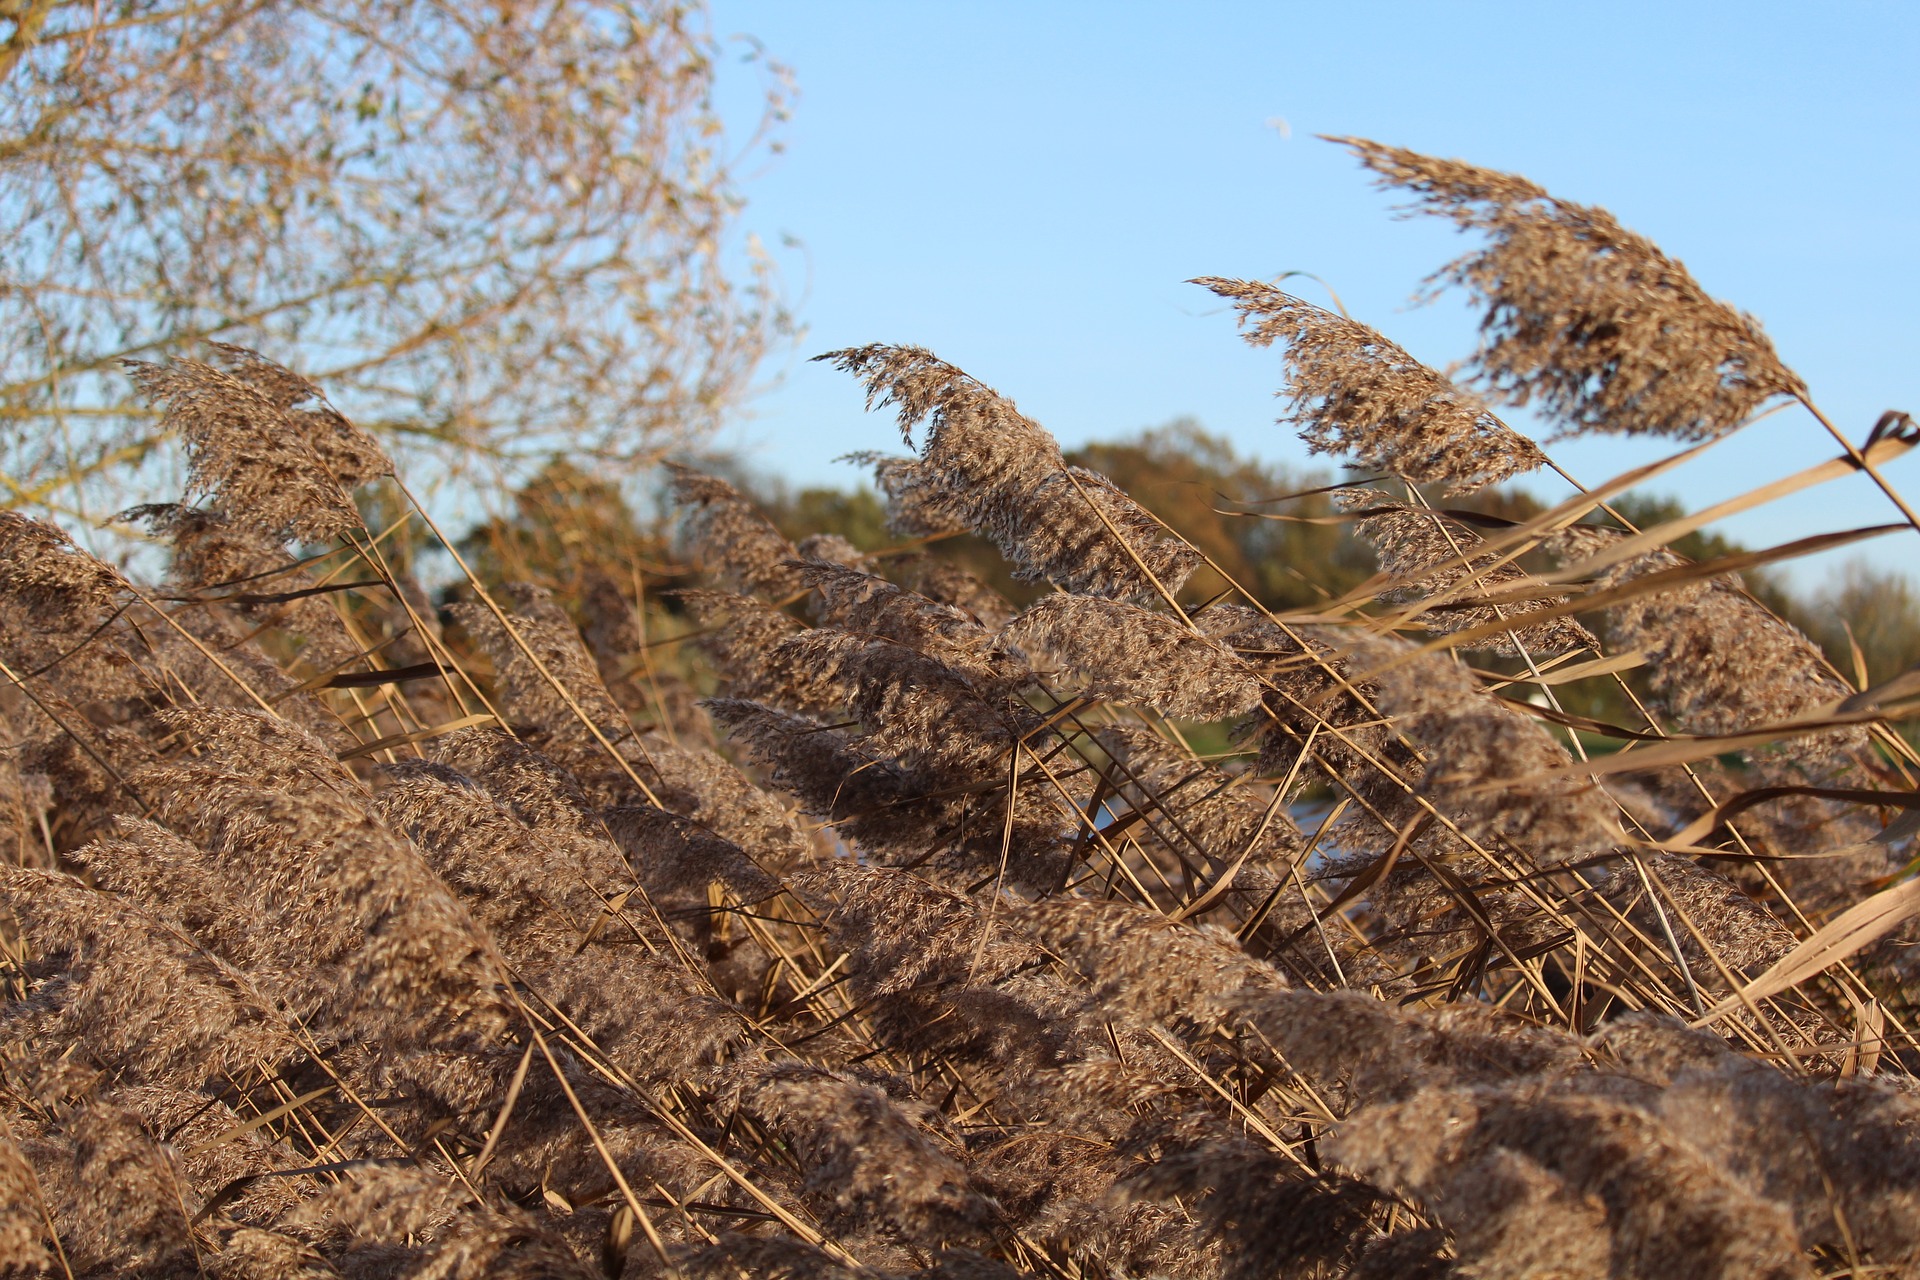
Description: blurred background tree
xmin=0 ymin=0 xmax=789 ymax=533
xmin=1801 ymin=562 xmax=1920 ymax=692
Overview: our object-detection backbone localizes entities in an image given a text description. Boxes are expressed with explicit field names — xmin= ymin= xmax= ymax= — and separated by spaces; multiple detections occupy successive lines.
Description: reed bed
xmin=3 ymin=139 xmax=1919 ymax=1280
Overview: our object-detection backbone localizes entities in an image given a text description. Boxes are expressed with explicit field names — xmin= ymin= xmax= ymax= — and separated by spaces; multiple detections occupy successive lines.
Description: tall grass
xmin=3 ymin=139 xmax=1919 ymax=1280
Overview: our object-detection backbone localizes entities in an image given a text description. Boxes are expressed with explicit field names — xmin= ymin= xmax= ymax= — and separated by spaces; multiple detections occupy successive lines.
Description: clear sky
xmin=704 ymin=1 xmax=1920 ymax=587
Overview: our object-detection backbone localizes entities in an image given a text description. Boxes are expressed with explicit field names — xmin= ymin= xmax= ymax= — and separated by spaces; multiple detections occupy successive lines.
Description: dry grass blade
xmin=1491 ymin=682 xmax=1920 ymax=783
xmin=1696 ymin=878 xmax=1920 ymax=1025
xmin=1383 ymin=521 xmax=1903 ymax=668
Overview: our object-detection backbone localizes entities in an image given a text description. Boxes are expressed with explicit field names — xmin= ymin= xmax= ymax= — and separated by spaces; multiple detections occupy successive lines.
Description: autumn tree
xmin=0 ymin=0 xmax=788 ymax=528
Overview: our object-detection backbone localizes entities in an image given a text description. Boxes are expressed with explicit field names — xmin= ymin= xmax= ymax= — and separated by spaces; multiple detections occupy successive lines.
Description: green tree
xmin=1802 ymin=561 xmax=1920 ymax=691
xmin=1068 ymin=419 xmax=1376 ymax=609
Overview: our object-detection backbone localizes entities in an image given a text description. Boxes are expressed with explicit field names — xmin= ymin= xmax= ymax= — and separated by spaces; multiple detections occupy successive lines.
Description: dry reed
xmin=2 ymin=136 xmax=1918 ymax=1280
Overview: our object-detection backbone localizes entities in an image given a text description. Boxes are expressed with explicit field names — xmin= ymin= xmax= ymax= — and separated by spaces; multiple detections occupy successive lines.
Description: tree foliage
xmin=0 ymin=0 xmax=789 ymax=526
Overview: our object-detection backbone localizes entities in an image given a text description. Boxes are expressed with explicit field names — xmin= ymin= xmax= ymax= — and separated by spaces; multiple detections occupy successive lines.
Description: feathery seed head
xmin=1198 ymin=276 xmax=1547 ymax=493
xmin=666 ymin=462 xmax=807 ymax=600
xmin=124 ymin=349 xmax=387 ymax=542
xmin=1346 ymin=493 xmax=1596 ymax=657
xmin=822 ymin=346 xmax=1201 ymax=600
xmin=1337 ymin=137 xmax=1804 ymax=440
xmin=1000 ymin=595 xmax=1262 ymax=721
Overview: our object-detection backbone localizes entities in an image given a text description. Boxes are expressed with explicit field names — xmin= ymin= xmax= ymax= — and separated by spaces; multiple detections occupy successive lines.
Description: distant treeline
xmin=740 ymin=420 xmax=1920 ymax=700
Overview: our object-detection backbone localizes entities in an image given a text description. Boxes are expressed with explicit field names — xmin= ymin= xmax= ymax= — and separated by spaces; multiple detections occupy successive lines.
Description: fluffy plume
xmin=0 ymin=512 xmax=129 ymax=638
xmin=667 ymin=462 xmax=807 ymax=600
xmin=8 ymin=141 xmax=1919 ymax=1280
xmin=1347 ymin=495 xmax=1596 ymax=657
xmin=1347 ymin=631 xmax=1621 ymax=865
xmin=1199 ymin=606 xmax=1413 ymax=793
xmin=1000 ymin=595 xmax=1261 ymax=720
xmin=33 ymin=1095 xmax=198 ymax=1274
xmin=892 ymin=553 xmax=1019 ymax=629
xmin=1557 ymin=528 xmax=1870 ymax=767
xmin=0 ymin=1123 xmax=51 ymax=1272
xmin=0 ymin=515 xmax=140 ymax=739
xmin=796 ymin=532 xmax=874 ymax=568
xmin=799 ymin=559 xmax=1026 ymax=690
xmin=1239 ymin=990 xmax=1583 ymax=1106
xmin=1331 ymin=1085 xmax=1810 ymax=1280
xmin=276 ymin=1164 xmax=461 ymax=1259
xmin=429 ymin=724 xmax=610 ymax=837
xmin=1339 ymin=137 xmax=1804 ymax=440
xmin=1019 ymin=896 xmax=1284 ymax=1026
xmin=601 ymin=803 xmax=779 ymax=902
xmin=844 ymin=451 xmax=970 ymax=538
xmin=709 ymin=697 xmax=1075 ymax=891
xmin=732 ymin=1061 xmax=999 ymax=1245
xmin=450 ymin=583 xmax=626 ymax=744
xmin=123 ymin=504 xmax=358 ymax=670
xmin=1612 ymin=1023 xmax=1920 ymax=1270
xmin=404 ymin=1205 xmax=598 ymax=1279
xmin=135 ymin=711 xmax=515 ymax=1071
xmin=373 ymin=758 xmax=627 ymax=955
xmin=0 ymin=701 xmax=52 ymax=868
xmin=765 ymin=630 xmax=1043 ymax=782
xmin=822 ymin=346 xmax=1201 ymax=600
xmin=1119 ymin=1144 xmax=1379 ymax=1280
xmin=635 ymin=731 xmax=818 ymax=868
xmin=1 ymin=864 xmax=295 ymax=1085
xmin=215 ymin=1228 xmax=344 ymax=1279
xmin=674 ymin=1236 xmax=881 ymax=1280
xmin=706 ymin=698 xmax=961 ymax=858
xmin=1617 ymin=853 xmax=1797 ymax=977
xmin=675 ymin=588 xmax=837 ymax=712
xmin=1198 ymin=277 xmax=1547 ymax=492
xmin=789 ymin=861 xmax=1048 ymax=997
xmin=124 ymin=348 xmax=388 ymax=542
xmin=203 ymin=342 xmax=393 ymax=491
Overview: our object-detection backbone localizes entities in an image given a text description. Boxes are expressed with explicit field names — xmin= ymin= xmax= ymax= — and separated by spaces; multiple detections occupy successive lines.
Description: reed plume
xmin=124 ymin=346 xmax=389 ymax=542
xmin=844 ymin=451 xmax=971 ymax=539
xmin=1337 ymin=137 xmax=1805 ymax=440
xmin=1346 ymin=494 xmax=1596 ymax=656
xmin=123 ymin=504 xmax=359 ymax=671
xmin=706 ymin=697 xmax=969 ymax=864
xmin=0 ymin=864 xmax=295 ymax=1087
xmin=892 ymin=553 xmax=1019 ymax=629
xmin=668 ymin=462 xmax=808 ymax=601
xmin=1349 ymin=630 xmax=1621 ymax=865
xmin=4 ymin=142 xmax=1917 ymax=1280
xmin=1558 ymin=527 xmax=1871 ymax=766
xmin=1000 ymin=595 xmax=1263 ymax=720
xmin=800 ymin=559 xmax=1026 ymax=691
xmin=732 ymin=1060 xmax=999 ymax=1247
xmin=765 ymin=629 xmax=1043 ymax=783
xmin=823 ymin=346 xmax=1201 ymax=600
xmin=1198 ymin=277 xmax=1547 ymax=492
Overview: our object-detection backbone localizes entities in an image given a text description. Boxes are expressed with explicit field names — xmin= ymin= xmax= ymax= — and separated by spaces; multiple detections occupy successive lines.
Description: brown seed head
xmin=1337 ymin=137 xmax=1804 ymax=440
xmin=124 ymin=349 xmax=387 ymax=542
xmin=1198 ymin=276 xmax=1547 ymax=493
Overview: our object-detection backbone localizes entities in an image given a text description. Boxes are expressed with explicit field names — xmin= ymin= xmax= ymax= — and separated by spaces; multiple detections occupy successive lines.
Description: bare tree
xmin=0 ymin=0 xmax=789 ymax=528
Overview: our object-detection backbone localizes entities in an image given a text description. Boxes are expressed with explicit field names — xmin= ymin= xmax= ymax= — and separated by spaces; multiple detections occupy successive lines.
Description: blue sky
xmin=705 ymin=2 xmax=1920 ymax=587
